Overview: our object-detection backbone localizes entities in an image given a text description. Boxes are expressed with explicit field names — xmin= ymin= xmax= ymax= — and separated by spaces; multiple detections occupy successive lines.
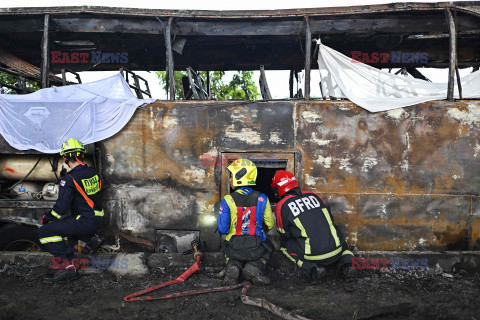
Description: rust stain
xmin=99 ymin=99 xmax=480 ymax=251
xmin=468 ymin=215 xmax=480 ymax=250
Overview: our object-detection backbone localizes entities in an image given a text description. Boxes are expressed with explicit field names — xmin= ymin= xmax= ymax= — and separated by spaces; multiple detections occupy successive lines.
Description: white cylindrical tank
xmin=10 ymin=181 xmax=44 ymax=200
xmin=42 ymin=182 xmax=59 ymax=200
xmin=0 ymin=155 xmax=93 ymax=181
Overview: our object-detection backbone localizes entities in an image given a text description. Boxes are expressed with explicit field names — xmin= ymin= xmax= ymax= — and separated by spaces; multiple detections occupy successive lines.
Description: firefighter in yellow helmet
xmin=217 ymin=158 xmax=275 ymax=285
xmin=38 ymin=138 xmax=104 ymax=282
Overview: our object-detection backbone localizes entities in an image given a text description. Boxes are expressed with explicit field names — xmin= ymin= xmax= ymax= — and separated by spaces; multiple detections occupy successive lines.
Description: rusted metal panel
xmin=295 ymin=100 xmax=480 ymax=250
xmin=101 ymin=101 xmax=295 ymax=250
xmin=96 ymin=99 xmax=480 ymax=251
xmin=2 ymin=99 xmax=480 ymax=252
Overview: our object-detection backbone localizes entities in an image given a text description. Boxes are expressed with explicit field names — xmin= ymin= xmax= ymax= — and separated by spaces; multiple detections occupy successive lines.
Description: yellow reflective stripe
xmin=280 ymin=247 xmax=297 ymax=263
xmin=50 ymin=210 xmax=62 ymax=219
xmin=276 ymin=227 xmax=285 ymax=234
xmin=293 ymin=218 xmax=311 ymax=255
xmin=63 ymin=237 xmax=68 ymax=241
xmin=76 ymin=215 xmax=81 ymax=220
xmin=297 ymin=260 xmax=303 ymax=268
xmin=304 ymin=246 xmax=342 ymax=261
xmin=94 ymin=210 xmax=104 ymax=217
xmin=322 ymin=208 xmax=340 ymax=247
xmin=342 ymin=250 xmax=354 ymax=256
xmin=39 ymin=236 xmax=63 ymax=244
xmin=224 ymin=195 xmax=238 ymax=241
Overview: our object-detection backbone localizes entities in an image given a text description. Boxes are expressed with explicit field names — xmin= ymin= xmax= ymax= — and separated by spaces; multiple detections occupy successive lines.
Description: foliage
xmin=156 ymin=70 xmax=260 ymax=100
xmin=0 ymin=72 xmax=40 ymax=94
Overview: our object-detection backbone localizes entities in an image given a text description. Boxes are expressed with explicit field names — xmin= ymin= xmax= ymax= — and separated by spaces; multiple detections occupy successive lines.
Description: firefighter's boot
xmin=311 ymin=265 xmax=327 ymax=281
xmin=223 ymin=264 xmax=240 ymax=286
xmin=42 ymin=269 xmax=57 ymax=282
xmin=82 ymin=234 xmax=103 ymax=254
xmin=53 ymin=263 xmax=78 ymax=282
xmin=242 ymin=264 xmax=270 ymax=285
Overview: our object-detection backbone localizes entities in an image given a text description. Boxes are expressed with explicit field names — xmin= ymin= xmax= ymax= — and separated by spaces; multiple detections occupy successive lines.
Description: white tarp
xmin=317 ymin=41 xmax=480 ymax=112
xmin=0 ymin=73 xmax=155 ymax=153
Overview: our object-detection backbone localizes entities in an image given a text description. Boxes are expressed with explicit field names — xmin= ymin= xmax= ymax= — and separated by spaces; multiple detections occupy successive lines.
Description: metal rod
xmin=445 ymin=8 xmax=457 ymax=100
xmin=206 ymin=71 xmax=210 ymax=98
xmin=304 ymin=16 xmax=311 ymax=99
xmin=289 ymin=70 xmax=294 ymax=98
xmin=165 ymin=17 xmax=175 ymax=101
xmin=41 ymin=14 xmax=50 ymax=89
xmin=455 ymin=66 xmax=463 ymax=99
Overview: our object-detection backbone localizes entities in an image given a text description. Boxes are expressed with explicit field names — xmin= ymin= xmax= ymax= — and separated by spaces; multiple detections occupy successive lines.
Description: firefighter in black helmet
xmin=38 ymin=138 xmax=104 ymax=282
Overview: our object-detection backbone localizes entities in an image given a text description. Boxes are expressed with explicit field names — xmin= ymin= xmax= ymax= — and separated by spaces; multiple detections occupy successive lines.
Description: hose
xmin=123 ymin=244 xmax=311 ymax=320
xmin=7 ymin=155 xmax=43 ymax=190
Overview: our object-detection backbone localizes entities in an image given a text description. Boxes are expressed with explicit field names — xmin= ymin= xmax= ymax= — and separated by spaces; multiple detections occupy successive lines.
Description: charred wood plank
xmin=304 ymin=17 xmax=311 ymax=99
xmin=34 ymin=15 xmax=480 ymax=36
xmin=165 ymin=17 xmax=175 ymax=101
xmin=445 ymin=8 xmax=457 ymax=100
xmin=40 ymin=14 xmax=50 ymax=88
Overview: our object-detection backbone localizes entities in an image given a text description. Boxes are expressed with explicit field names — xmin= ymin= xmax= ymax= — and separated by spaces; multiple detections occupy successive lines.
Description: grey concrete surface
xmin=1 ymin=250 xmax=480 ymax=276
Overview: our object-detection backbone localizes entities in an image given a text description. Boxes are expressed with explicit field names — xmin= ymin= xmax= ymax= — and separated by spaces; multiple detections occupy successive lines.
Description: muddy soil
xmin=0 ymin=263 xmax=479 ymax=320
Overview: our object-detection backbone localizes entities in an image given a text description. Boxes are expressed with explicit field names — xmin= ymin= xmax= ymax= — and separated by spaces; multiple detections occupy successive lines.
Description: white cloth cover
xmin=0 ymin=73 xmax=155 ymax=153
xmin=317 ymin=42 xmax=480 ymax=112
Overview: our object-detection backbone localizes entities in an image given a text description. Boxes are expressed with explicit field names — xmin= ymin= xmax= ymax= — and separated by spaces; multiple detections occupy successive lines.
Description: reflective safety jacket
xmin=275 ymin=191 xmax=346 ymax=260
xmin=50 ymin=164 xmax=103 ymax=219
xmin=218 ymin=187 xmax=274 ymax=242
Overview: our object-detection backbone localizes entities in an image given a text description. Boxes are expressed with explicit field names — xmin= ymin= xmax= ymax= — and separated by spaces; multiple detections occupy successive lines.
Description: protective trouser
xmin=281 ymin=240 xmax=354 ymax=273
xmin=38 ymin=214 xmax=103 ymax=260
xmin=222 ymin=235 xmax=273 ymax=271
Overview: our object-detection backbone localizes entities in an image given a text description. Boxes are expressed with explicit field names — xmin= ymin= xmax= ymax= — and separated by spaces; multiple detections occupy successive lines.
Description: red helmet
xmin=271 ymin=170 xmax=299 ymax=198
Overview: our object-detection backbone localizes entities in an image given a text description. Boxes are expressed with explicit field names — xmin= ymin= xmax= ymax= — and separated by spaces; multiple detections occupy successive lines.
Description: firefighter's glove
xmin=41 ymin=211 xmax=54 ymax=224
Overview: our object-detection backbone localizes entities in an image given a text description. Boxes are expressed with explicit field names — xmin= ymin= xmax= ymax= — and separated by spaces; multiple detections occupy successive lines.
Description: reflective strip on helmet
xmin=342 ymin=250 xmax=354 ymax=256
xmin=39 ymin=236 xmax=63 ymax=244
xmin=322 ymin=208 xmax=340 ymax=247
xmin=94 ymin=210 xmax=104 ymax=217
xmin=304 ymin=247 xmax=342 ymax=261
xmin=76 ymin=215 xmax=81 ymax=220
xmin=293 ymin=217 xmax=311 ymax=255
xmin=50 ymin=210 xmax=62 ymax=219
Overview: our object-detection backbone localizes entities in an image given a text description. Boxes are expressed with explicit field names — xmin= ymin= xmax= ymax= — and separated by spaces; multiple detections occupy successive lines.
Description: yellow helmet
xmin=227 ymin=158 xmax=257 ymax=187
xmin=60 ymin=138 xmax=85 ymax=156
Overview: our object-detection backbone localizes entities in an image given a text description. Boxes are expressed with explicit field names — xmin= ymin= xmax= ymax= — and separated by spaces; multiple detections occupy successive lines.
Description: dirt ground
xmin=0 ymin=263 xmax=479 ymax=320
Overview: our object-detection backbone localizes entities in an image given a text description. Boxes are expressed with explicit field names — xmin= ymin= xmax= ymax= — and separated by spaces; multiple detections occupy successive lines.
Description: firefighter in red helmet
xmin=271 ymin=170 xmax=354 ymax=279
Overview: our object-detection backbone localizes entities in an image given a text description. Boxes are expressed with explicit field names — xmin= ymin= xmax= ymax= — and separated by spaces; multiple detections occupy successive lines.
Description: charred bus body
xmin=0 ymin=3 xmax=480 ymax=252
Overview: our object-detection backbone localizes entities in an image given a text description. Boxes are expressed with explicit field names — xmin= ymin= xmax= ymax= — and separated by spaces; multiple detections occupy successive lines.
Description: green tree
xmin=156 ymin=70 xmax=260 ymax=100
xmin=0 ymin=72 xmax=40 ymax=94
